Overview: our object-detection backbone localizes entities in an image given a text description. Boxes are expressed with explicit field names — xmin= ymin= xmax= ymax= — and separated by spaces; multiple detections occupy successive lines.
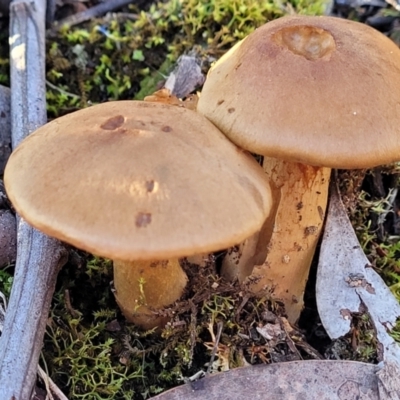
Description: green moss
xmin=0 ymin=21 xmax=9 ymax=86
xmin=45 ymin=0 xmax=329 ymax=115
xmin=0 ymin=268 xmax=13 ymax=298
xmin=45 ymin=316 xmax=140 ymax=399
xmin=344 ymin=167 xmax=400 ymax=345
xmin=43 ymin=255 xmax=313 ymax=398
xmin=350 ymin=188 xmax=400 ymax=290
xmin=325 ymin=312 xmax=378 ymax=363
xmin=42 ymin=256 xmax=142 ymax=399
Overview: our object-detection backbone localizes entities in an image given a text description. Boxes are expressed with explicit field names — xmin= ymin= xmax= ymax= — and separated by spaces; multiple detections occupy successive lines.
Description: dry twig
xmin=52 ymin=0 xmax=136 ymax=28
xmin=0 ymin=1 xmax=67 ymax=399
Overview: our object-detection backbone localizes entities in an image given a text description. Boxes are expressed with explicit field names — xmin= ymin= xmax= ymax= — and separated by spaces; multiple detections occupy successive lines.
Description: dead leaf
xmin=316 ymin=177 xmax=400 ymax=365
xmin=152 ymin=360 xmax=381 ymax=399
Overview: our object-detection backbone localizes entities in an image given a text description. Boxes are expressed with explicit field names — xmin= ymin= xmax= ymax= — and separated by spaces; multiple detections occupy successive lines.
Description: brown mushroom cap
xmin=4 ymin=101 xmax=272 ymax=260
xmin=197 ymin=16 xmax=400 ymax=169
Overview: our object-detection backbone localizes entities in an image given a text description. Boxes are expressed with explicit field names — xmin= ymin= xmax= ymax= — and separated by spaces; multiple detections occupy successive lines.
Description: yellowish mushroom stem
xmin=249 ymin=158 xmax=330 ymax=323
xmin=221 ymin=234 xmax=261 ymax=282
xmin=113 ymin=259 xmax=188 ymax=330
xmin=221 ymin=196 xmax=279 ymax=282
xmin=221 ymin=158 xmax=330 ymax=322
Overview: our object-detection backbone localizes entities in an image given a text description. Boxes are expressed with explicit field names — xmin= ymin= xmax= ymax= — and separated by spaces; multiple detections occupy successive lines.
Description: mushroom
xmin=4 ymin=100 xmax=273 ymax=330
xmin=197 ymin=15 xmax=400 ymax=322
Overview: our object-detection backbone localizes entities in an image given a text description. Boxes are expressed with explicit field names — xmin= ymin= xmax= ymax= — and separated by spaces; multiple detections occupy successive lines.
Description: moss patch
xmin=44 ymin=0 xmax=329 ymax=116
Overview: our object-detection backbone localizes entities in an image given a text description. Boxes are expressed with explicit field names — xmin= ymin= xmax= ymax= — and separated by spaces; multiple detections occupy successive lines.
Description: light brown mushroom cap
xmin=197 ymin=16 xmax=400 ymax=169
xmin=4 ymin=101 xmax=272 ymax=260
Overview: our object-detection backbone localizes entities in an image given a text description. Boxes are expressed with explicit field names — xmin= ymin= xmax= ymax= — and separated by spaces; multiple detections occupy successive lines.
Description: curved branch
xmin=0 ymin=1 xmax=67 ymax=398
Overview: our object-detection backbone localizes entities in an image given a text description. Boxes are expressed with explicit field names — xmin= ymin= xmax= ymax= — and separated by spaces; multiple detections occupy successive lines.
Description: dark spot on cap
xmin=135 ymin=212 xmax=152 ymax=228
xmin=145 ymin=180 xmax=155 ymax=192
xmin=217 ymin=100 xmax=225 ymax=105
xmin=162 ymin=125 xmax=172 ymax=132
xmin=228 ymin=108 xmax=235 ymax=113
xmin=100 ymin=115 xmax=125 ymax=130
xmin=0 ymin=111 xmax=5 ymax=118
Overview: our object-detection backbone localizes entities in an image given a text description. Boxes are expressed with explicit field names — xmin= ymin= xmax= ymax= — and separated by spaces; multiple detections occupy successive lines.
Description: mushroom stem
xmin=113 ymin=259 xmax=188 ymax=330
xmin=249 ymin=158 xmax=330 ymax=323
xmin=221 ymin=233 xmax=261 ymax=282
xmin=221 ymin=185 xmax=280 ymax=282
